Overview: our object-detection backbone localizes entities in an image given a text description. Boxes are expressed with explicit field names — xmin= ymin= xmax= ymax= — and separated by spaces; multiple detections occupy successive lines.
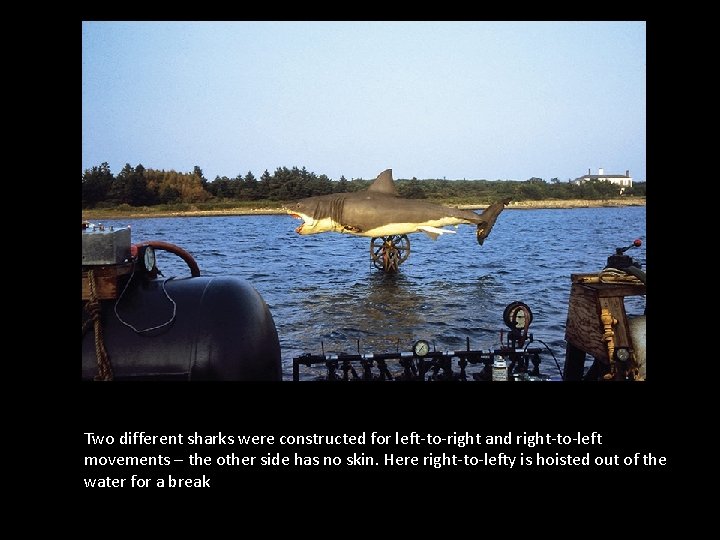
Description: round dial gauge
xmin=413 ymin=339 xmax=431 ymax=357
xmin=616 ymin=348 xmax=630 ymax=362
xmin=503 ymin=301 xmax=533 ymax=330
xmin=142 ymin=245 xmax=156 ymax=272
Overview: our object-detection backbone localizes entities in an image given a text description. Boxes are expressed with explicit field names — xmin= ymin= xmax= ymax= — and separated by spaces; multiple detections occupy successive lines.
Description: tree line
xmin=82 ymin=162 xmax=646 ymax=209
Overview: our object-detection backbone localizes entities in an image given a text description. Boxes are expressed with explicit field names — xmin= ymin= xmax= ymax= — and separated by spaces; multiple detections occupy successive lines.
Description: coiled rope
xmin=82 ymin=269 xmax=114 ymax=381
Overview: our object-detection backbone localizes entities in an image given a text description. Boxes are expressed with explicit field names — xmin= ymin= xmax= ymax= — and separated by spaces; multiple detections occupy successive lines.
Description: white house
xmin=574 ymin=168 xmax=633 ymax=191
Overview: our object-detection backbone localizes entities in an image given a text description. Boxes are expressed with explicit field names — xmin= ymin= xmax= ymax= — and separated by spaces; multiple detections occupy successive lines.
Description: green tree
xmin=399 ymin=177 xmax=427 ymax=199
xmin=257 ymin=169 xmax=272 ymax=199
xmin=193 ymin=165 xmax=209 ymax=191
xmin=81 ymin=161 xmax=645 ymax=207
xmin=308 ymin=173 xmax=333 ymax=197
xmin=519 ymin=182 xmax=545 ymax=200
xmin=209 ymin=176 xmax=234 ymax=199
xmin=127 ymin=164 xmax=156 ymax=205
xmin=82 ymin=161 xmax=114 ymax=208
xmin=107 ymin=163 xmax=134 ymax=204
xmin=230 ymin=173 xmax=244 ymax=198
xmin=108 ymin=163 xmax=155 ymax=205
xmin=575 ymin=179 xmax=620 ymax=199
xmin=626 ymin=182 xmax=646 ymax=196
xmin=158 ymin=185 xmax=182 ymax=204
xmin=205 ymin=176 xmax=221 ymax=198
xmin=243 ymin=171 xmax=258 ymax=200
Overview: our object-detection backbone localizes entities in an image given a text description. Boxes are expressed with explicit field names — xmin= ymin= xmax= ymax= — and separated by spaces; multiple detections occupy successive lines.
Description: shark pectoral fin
xmin=418 ymin=226 xmax=456 ymax=241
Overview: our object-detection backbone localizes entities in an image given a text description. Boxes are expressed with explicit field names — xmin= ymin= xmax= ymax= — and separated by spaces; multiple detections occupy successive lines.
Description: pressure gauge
xmin=615 ymin=348 xmax=630 ymax=362
xmin=141 ymin=245 xmax=156 ymax=272
xmin=413 ymin=339 xmax=431 ymax=357
xmin=503 ymin=301 xmax=533 ymax=330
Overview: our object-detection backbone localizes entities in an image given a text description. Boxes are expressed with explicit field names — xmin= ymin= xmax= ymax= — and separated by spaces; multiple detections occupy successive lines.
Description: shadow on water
xmin=286 ymin=271 xmax=428 ymax=359
xmin=286 ymin=267 xmax=507 ymax=364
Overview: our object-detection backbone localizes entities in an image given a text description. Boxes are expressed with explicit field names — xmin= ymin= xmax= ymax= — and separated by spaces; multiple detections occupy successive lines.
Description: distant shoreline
xmin=82 ymin=197 xmax=645 ymax=220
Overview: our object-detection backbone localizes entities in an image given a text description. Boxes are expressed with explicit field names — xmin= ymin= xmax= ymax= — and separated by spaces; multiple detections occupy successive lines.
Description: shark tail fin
xmin=476 ymin=198 xmax=510 ymax=245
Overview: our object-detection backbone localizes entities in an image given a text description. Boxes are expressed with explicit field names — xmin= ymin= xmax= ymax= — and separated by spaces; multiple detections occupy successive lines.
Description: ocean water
xmin=95 ymin=206 xmax=646 ymax=380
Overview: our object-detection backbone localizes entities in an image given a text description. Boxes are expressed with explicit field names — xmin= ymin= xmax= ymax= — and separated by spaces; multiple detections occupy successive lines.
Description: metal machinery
xmin=82 ymin=222 xmax=281 ymax=381
xmin=369 ymin=235 xmax=411 ymax=273
xmin=563 ymin=239 xmax=646 ymax=381
xmin=292 ymin=301 xmax=555 ymax=381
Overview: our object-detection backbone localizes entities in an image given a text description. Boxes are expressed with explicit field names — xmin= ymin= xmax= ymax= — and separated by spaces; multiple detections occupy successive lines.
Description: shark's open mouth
xmin=289 ymin=213 xmax=305 ymax=233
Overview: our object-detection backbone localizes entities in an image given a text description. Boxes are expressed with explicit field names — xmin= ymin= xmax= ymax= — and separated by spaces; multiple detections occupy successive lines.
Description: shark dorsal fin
xmin=367 ymin=169 xmax=399 ymax=196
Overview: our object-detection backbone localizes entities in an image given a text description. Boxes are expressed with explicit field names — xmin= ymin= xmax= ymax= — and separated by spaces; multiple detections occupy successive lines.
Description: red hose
xmin=143 ymin=240 xmax=201 ymax=277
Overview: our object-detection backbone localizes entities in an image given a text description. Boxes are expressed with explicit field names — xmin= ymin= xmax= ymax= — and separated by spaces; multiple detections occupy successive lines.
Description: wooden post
xmin=563 ymin=342 xmax=587 ymax=381
xmin=564 ymin=273 xmax=646 ymax=380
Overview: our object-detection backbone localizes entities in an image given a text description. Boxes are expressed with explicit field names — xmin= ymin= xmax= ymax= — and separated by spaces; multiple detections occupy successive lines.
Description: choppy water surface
xmin=98 ymin=207 xmax=646 ymax=380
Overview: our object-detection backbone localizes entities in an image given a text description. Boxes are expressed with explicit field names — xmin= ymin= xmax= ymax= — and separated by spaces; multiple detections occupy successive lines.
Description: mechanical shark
xmin=285 ymin=169 xmax=509 ymax=245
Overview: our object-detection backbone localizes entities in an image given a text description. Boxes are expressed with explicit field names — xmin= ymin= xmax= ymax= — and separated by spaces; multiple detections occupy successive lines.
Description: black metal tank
xmin=82 ymin=275 xmax=282 ymax=381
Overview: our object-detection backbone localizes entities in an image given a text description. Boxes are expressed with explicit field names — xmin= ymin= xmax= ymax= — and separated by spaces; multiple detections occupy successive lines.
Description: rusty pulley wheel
xmin=370 ymin=235 xmax=410 ymax=272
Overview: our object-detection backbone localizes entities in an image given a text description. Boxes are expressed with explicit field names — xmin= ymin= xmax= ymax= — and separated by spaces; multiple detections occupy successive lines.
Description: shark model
xmin=286 ymin=169 xmax=509 ymax=245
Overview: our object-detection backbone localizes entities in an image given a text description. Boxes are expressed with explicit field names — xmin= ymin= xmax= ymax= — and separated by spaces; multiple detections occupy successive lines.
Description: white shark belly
xmin=361 ymin=217 xmax=470 ymax=238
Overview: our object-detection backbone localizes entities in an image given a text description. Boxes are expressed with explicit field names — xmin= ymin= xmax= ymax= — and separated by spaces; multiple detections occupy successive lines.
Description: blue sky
xmin=82 ymin=21 xmax=646 ymax=182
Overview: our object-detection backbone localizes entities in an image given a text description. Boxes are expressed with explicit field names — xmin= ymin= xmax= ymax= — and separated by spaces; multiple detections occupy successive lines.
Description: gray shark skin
xmin=285 ymin=169 xmax=509 ymax=245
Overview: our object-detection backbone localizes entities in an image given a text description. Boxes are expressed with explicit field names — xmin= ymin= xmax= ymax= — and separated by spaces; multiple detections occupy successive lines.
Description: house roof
xmin=578 ymin=174 xmax=631 ymax=179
